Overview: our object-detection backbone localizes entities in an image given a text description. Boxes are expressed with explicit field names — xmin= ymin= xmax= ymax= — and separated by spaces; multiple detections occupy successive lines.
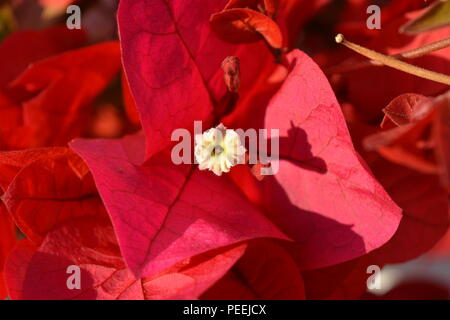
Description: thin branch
xmin=328 ymin=36 xmax=450 ymax=74
xmin=334 ymin=34 xmax=450 ymax=86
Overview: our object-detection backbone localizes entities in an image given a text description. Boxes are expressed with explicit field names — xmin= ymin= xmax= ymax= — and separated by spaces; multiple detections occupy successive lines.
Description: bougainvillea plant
xmin=0 ymin=0 xmax=448 ymax=300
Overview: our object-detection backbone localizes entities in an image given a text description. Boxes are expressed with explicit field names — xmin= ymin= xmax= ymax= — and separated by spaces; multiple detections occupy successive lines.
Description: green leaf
xmin=400 ymin=1 xmax=450 ymax=35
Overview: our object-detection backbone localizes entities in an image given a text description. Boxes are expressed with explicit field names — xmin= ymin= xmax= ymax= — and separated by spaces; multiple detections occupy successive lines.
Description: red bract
xmin=0 ymin=28 xmax=85 ymax=149
xmin=365 ymin=91 xmax=450 ymax=188
xmin=227 ymin=50 xmax=403 ymax=269
xmin=5 ymin=217 xmax=246 ymax=300
xmin=258 ymin=50 xmax=401 ymax=270
xmin=201 ymin=239 xmax=305 ymax=299
xmin=70 ymin=133 xmax=286 ymax=278
xmin=142 ymin=243 xmax=246 ymax=300
xmin=300 ymin=112 xmax=449 ymax=299
xmin=303 ymin=158 xmax=449 ymax=299
xmin=1 ymin=148 xmax=245 ymax=300
xmin=121 ymin=73 xmax=141 ymax=127
xmin=224 ymin=0 xmax=279 ymax=18
xmin=1 ymin=148 xmax=108 ymax=244
xmin=0 ymin=28 xmax=121 ymax=149
xmin=210 ymin=8 xmax=283 ymax=49
xmin=0 ymin=202 xmax=15 ymax=299
xmin=0 ymin=148 xmax=70 ymax=191
xmin=364 ymin=95 xmax=438 ymax=174
xmin=380 ymin=93 xmax=427 ymax=129
xmin=0 ymin=27 xmax=85 ymax=89
xmin=117 ymin=0 xmax=272 ymax=159
xmin=71 ymin=0 xmax=402 ymax=281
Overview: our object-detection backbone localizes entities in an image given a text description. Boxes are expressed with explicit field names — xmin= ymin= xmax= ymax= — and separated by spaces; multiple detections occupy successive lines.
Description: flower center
xmin=211 ymin=145 xmax=224 ymax=156
xmin=194 ymin=124 xmax=246 ymax=176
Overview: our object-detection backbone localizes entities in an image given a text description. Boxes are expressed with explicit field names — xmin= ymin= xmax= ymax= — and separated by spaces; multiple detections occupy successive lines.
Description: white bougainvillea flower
xmin=194 ymin=124 xmax=246 ymax=176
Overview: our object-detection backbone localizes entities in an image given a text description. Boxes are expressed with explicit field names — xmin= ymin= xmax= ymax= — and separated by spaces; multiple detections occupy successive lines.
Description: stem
xmin=335 ymin=34 xmax=450 ymax=86
xmin=399 ymin=36 xmax=450 ymax=59
xmin=329 ymin=36 xmax=450 ymax=74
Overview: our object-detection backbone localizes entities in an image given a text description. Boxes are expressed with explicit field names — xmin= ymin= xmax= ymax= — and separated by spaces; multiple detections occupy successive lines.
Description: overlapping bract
xmin=0 ymin=0 xmax=448 ymax=300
